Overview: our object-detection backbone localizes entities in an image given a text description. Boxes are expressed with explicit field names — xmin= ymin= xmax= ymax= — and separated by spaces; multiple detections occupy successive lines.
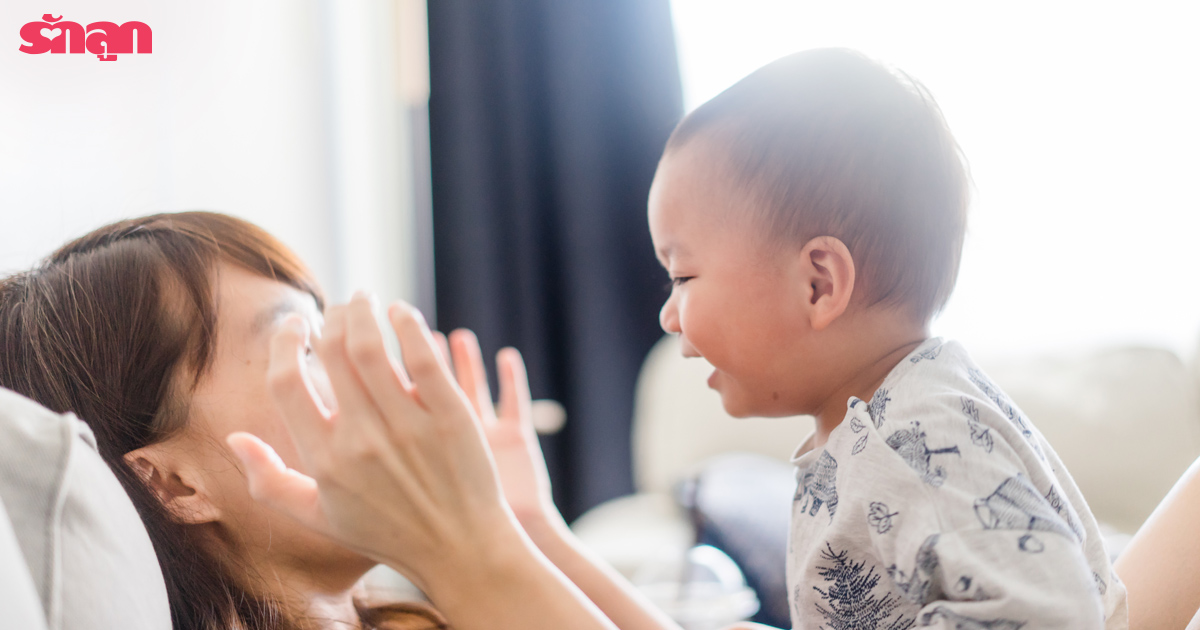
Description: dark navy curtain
xmin=427 ymin=1 xmax=683 ymax=519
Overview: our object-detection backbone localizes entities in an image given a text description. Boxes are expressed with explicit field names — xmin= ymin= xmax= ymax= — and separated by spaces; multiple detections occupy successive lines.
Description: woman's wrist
xmin=513 ymin=503 xmax=573 ymax=548
xmin=421 ymin=518 xmax=537 ymax=597
xmin=416 ymin=517 xmax=617 ymax=630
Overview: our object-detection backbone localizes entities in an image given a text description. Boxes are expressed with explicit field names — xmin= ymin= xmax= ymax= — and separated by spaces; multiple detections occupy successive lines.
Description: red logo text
xmin=19 ymin=14 xmax=151 ymax=61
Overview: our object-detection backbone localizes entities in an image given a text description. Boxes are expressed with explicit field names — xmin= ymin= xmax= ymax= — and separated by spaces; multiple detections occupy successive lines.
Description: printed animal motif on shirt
xmin=884 ymin=422 xmax=961 ymax=487
xmin=960 ymin=397 xmax=994 ymax=453
xmin=867 ymin=388 xmax=892 ymax=428
xmin=973 ymin=474 xmax=1077 ymax=550
xmin=796 ymin=450 xmax=839 ymax=521
xmin=811 ymin=543 xmax=916 ymax=630
xmin=887 ymin=534 xmax=941 ymax=605
xmin=966 ymin=368 xmax=1045 ymax=460
xmin=919 ymin=606 xmax=1026 ymax=630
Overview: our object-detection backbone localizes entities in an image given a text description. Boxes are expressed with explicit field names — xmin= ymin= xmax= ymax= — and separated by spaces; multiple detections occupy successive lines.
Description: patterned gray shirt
xmin=787 ymin=339 xmax=1127 ymax=629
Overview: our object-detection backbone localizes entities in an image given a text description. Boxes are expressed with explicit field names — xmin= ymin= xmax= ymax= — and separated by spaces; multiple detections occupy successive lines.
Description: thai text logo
xmin=19 ymin=14 xmax=151 ymax=61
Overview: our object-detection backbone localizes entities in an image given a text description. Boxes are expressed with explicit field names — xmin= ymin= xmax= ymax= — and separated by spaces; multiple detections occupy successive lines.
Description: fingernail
xmin=226 ymin=434 xmax=248 ymax=459
xmin=284 ymin=314 xmax=307 ymax=336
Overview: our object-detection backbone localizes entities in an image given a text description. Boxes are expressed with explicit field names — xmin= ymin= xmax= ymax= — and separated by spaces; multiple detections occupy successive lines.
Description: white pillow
xmin=0 ymin=388 xmax=171 ymax=630
xmin=0 ymin=495 xmax=47 ymax=630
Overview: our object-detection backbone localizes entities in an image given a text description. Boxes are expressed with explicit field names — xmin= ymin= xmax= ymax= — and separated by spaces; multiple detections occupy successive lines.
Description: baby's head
xmin=649 ymin=48 xmax=968 ymax=418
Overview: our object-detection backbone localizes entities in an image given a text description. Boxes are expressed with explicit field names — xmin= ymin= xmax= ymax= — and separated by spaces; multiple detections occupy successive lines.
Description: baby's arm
xmin=904 ymin=525 xmax=1102 ymax=628
xmin=870 ymin=398 xmax=1106 ymax=628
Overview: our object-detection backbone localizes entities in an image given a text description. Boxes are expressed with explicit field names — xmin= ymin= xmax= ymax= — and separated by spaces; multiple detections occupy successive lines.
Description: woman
xmin=0 ymin=210 xmax=677 ymax=630
xmin=0 ymin=212 xmax=463 ymax=629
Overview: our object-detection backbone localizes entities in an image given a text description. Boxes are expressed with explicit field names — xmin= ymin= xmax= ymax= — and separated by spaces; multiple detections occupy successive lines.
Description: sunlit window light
xmin=670 ymin=0 xmax=1200 ymax=359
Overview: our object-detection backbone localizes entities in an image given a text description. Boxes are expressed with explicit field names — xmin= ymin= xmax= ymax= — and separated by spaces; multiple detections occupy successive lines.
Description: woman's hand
xmin=433 ymin=329 xmax=563 ymax=532
xmin=226 ymin=295 xmax=664 ymax=630
xmin=225 ymin=296 xmax=521 ymax=589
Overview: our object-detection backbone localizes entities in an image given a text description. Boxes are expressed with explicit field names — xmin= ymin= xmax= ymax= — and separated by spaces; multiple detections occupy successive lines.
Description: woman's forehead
xmin=215 ymin=265 xmax=320 ymax=337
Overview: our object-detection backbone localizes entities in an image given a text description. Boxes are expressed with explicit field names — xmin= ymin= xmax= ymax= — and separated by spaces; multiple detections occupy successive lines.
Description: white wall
xmin=0 ymin=0 xmax=427 ymax=305
xmin=670 ymin=1 xmax=1200 ymax=359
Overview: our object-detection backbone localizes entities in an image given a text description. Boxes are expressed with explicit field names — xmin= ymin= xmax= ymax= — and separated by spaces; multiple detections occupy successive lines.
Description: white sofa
xmin=0 ymin=388 xmax=171 ymax=630
xmin=0 ymin=377 xmax=572 ymax=625
xmin=572 ymin=334 xmax=1200 ymax=578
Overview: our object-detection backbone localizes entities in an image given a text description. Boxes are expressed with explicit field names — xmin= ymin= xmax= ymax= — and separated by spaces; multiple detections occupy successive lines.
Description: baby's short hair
xmin=666 ymin=48 xmax=969 ymax=321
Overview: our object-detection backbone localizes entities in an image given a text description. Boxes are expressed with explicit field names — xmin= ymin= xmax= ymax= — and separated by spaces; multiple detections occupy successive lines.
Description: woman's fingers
xmin=343 ymin=295 xmax=423 ymax=422
xmin=450 ymin=328 xmax=496 ymax=424
xmin=497 ymin=346 xmax=533 ymax=431
xmin=315 ymin=304 xmax=379 ymax=425
xmin=432 ymin=331 xmax=452 ymax=372
xmin=266 ymin=314 xmax=333 ymax=456
xmin=226 ymin=431 xmax=327 ymax=532
xmin=386 ymin=302 xmax=466 ymax=414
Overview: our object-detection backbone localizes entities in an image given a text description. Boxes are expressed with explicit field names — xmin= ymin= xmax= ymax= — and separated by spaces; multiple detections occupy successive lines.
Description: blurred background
xmin=2 ymin=0 xmax=1199 ymax=527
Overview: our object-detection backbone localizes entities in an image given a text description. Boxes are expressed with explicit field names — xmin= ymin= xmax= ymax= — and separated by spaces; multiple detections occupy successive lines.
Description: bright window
xmin=670 ymin=1 xmax=1200 ymax=359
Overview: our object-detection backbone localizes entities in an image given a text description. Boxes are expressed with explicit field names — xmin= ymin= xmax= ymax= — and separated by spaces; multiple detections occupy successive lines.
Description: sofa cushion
xmin=0 ymin=388 xmax=170 ymax=630
xmin=979 ymin=347 xmax=1200 ymax=533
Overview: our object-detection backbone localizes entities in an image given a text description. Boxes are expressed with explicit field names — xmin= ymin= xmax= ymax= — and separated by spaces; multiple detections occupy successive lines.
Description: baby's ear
xmin=124 ymin=440 xmax=221 ymax=525
xmin=799 ymin=235 xmax=855 ymax=331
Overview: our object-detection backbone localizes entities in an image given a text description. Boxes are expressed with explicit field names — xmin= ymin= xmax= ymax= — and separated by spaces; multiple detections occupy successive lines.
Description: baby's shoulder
xmin=874 ymin=341 xmax=1041 ymax=441
xmin=831 ymin=341 xmax=1052 ymax=493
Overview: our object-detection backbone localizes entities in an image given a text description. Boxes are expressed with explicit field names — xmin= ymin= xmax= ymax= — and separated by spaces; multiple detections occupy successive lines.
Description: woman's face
xmin=177 ymin=263 xmax=374 ymax=583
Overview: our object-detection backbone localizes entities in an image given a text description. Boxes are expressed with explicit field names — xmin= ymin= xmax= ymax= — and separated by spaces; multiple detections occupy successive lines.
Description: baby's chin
xmin=712 ymin=375 xmax=767 ymax=418
xmin=713 ymin=372 xmax=801 ymax=418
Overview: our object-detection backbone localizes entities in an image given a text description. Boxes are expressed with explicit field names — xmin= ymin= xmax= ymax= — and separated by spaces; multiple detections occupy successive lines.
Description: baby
xmin=649 ymin=48 xmax=1127 ymax=629
xmin=229 ymin=46 xmax=1132 ymax=630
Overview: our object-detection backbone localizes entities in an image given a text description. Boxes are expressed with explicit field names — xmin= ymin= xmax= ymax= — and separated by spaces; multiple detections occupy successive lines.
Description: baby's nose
xmin=658 ymin=297 xmax=680 ymax=334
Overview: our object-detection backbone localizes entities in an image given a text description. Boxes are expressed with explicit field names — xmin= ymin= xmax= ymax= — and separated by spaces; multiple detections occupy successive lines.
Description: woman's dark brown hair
xmin=0 ymin=212 xmax=445 ymax=630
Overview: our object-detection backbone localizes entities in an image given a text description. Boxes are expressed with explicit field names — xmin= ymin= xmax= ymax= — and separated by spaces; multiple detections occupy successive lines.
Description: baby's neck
xmin=808 ymin=315 xmax=929 ymax=448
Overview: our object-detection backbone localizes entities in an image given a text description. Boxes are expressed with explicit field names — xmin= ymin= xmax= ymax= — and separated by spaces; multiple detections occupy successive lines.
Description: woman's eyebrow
xmin=249 ymin=299 xmax=308 ymax=337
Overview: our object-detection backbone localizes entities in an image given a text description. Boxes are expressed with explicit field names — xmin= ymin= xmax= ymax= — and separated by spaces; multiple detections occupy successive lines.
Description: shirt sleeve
xmin=896 ymin=524 xmax=1104 ymax=629
xmin=868 ymin=391 xmax=1106 ymax=629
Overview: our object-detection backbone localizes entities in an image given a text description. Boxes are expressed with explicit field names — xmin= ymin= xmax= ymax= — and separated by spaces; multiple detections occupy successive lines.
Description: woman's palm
xmin=444 ymin=330 xmax=558 ymax=525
